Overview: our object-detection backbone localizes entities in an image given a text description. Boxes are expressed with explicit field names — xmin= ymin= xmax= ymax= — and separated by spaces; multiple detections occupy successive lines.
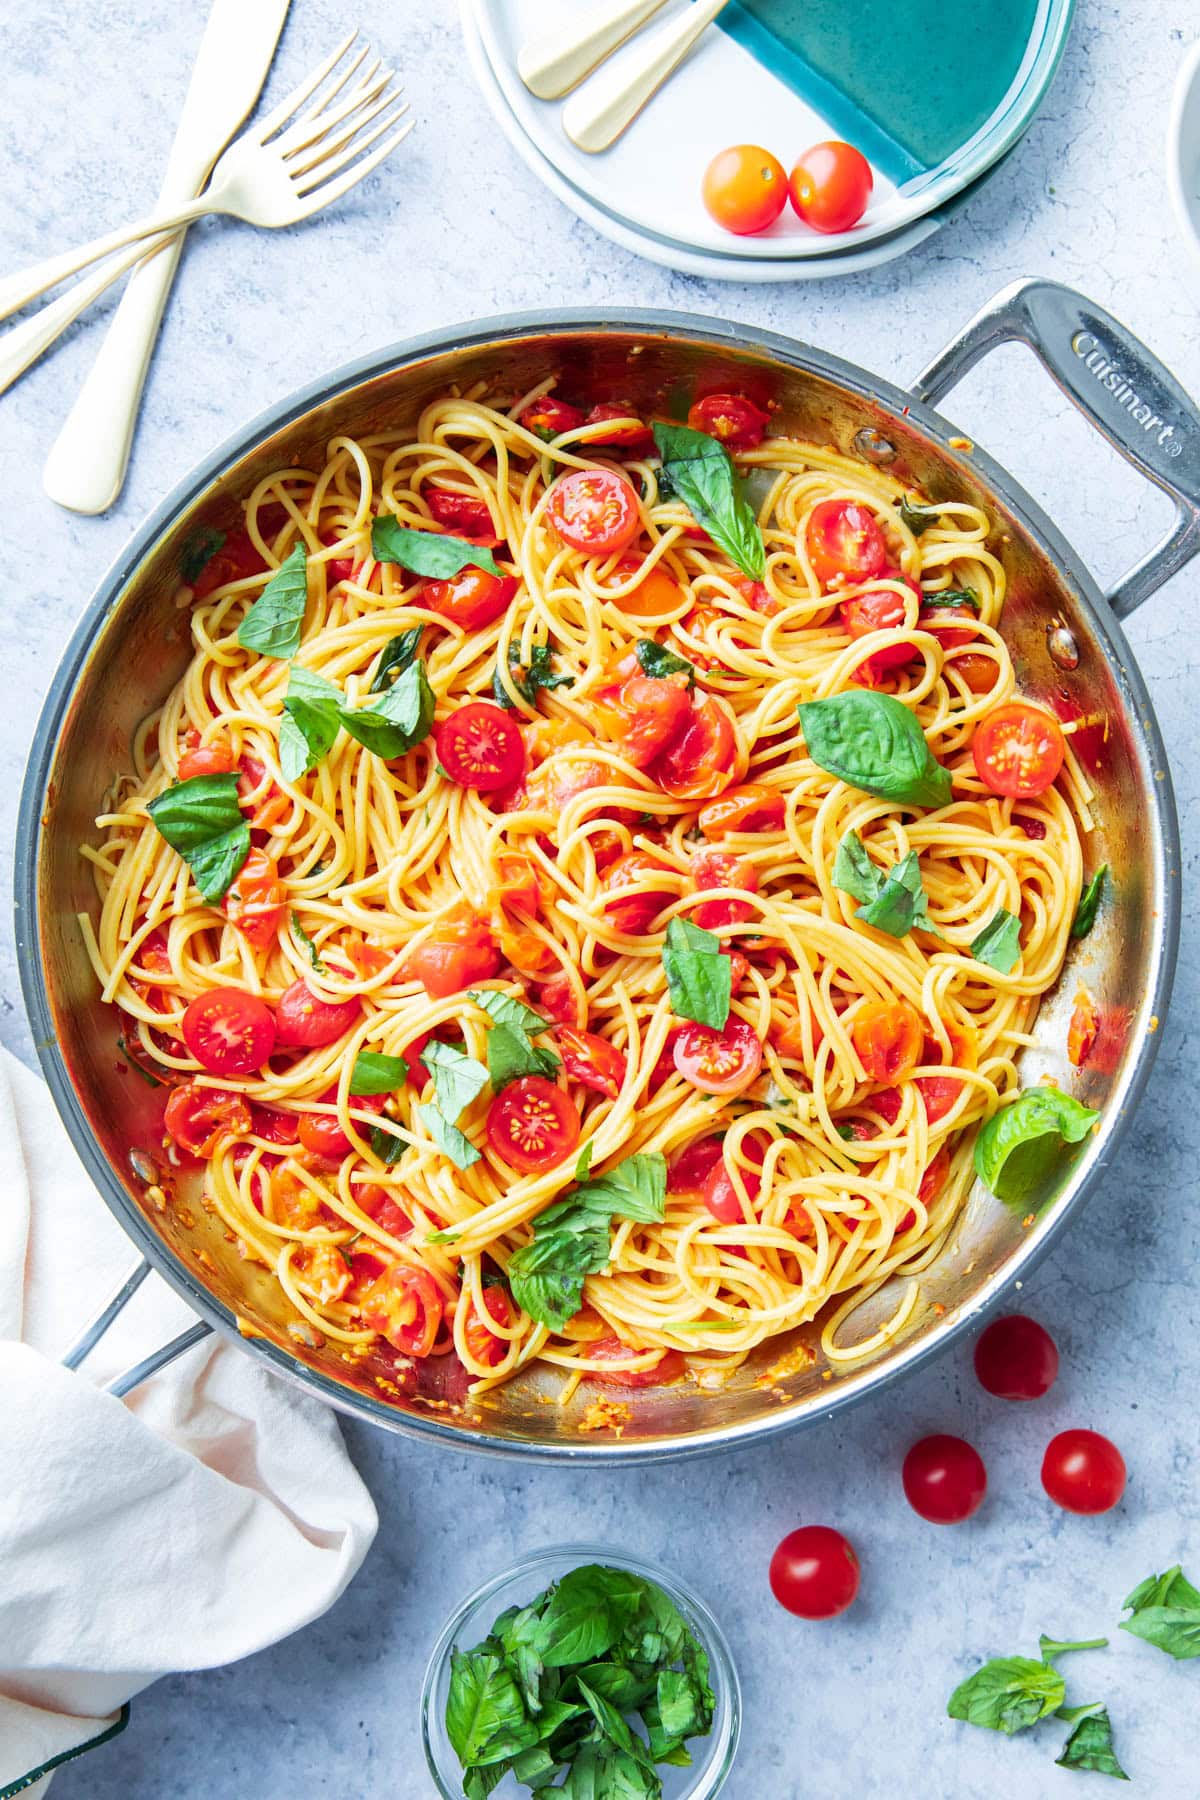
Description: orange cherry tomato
xmin=915 ymin=1075 xmax=962 ymax=1126
xmin=702 ymin=144 xmax=789 ymax=235
xmin=613 ymin=674 xmax=692 ymax=769
xmin=223 ymin=847 xmax=286 ymax=948
xmin=950 ymin=652 xmax=1001 ymax=695
xmin=972 ymin=702 xmax=1066 ymax=798
xmin=698 ymin=783 xmax=784 ymax=838
xmin=435 ymin=701 xmax=526 ymax=792
xmin=686 ymin=393 xmax=770 ymax=451
xmin=602 ymin=852 xmax=675 ymax=937
xmin=464 ymin=1287 xmax=513 ymax=1367
xmin=547 ymin=469 xmax=641 ymax=556
xmin=588 ymin=1335 xmax=686 ymax=1387
xmin=805 ymin=499 xmax=889 ymax=589
xmin=733 ymin=575 xmax=779 ymax=616
xmin=852 ymin=999 xmax=924 ymax=1085
xmin=424 ymin=568 xmax=518 ymax=631
xmin=359 ymin=1264 xmax=444 ymax=1357
xmin=492 ymin=852 xmax=548 ymax=918
xmin=689 ymin=847 xmax=758 ymax=930
xmin=136 ymin=926 xmax=173 ymax=974
xmin=499 ymin=925 xmax=557 ymax=977
xmin=674 ymin=1019 xmax=763 ymax=1096
xmin=789 ymin=141 xmax=873 ymax=234
xmin=519 ymin=396 xmax=584 ymax=438
xmin=651 ymin=696 xmax=738 ymax=799
xmin=178 ymin=739 xmax=236 ymax=781
xmin=425 ymin=487 xmax=497 ymax=539
xmin=164 ymin=1081 xmax=252 ymax=1156
xmin=1068 ymin=987 xmax=1099 ymax=1068
xmin=677 ymin=601 xmax=726 ymax=672
xmin=356 ymin=1183 xmax=411 ymax=1238
xmin=486 ymin=1076 xmax=580 ymax=1173
xmin=608 ymin=556 xmax=682 ymax=619
xmin=584 ymin=403 xmax=656 ymax=454
xmin=559 ymin=1027 xmax=626 ymax=1100
xmin=408 ymin=916 xmax=500 ymax=998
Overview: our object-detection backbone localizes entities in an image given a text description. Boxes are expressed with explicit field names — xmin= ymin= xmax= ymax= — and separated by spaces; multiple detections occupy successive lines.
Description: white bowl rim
xmin=1167 ymin=38 xmax=1200 ymax=271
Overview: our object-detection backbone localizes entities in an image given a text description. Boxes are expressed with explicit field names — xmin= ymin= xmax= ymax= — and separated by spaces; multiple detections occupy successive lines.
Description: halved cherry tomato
xmin=223 ymin=847 xmax=286 ymax=948
xmin=608 ymin=556 xmax=682 ymax=618
xmin=356 ymin=1183 xmax=412 ymax=1239
xmin=178 ymin=740 xmax=236 ymax=781
xmin=182 ymin=988 xmax=276 ymax=1076
xmin=770 ymin=1525 xmax=860 ymax=1618
xmin=136 ymin=927 xmax=173 ymax=974
xmin=871 ymin=1086 xmax=904 ymax=1126
xmin=613 ymin=675 xmax=692 ymax=769
xmin=805 ymin=499 xmax=888 ymax=589
xmin=359 ymin=1263 xmax=444 ymax=1357
xmin=1068 ymin=987 xmax=1099 ymax=1068
xmin=789 ymin=141 xmax=873 ymax=235
xmin=559 ymin=1027 xmax=626 ymax=1099
xmin=464 ymin=1286 xmax=513 ymax=1367
xmin=698 ymin=784 xmax=784 ymax=838
xmin=674 ymin=1019 xmax=762 ymax=1096
xmin=519 ymin=754 xmax=617 ymax=819
xmin=191 ymin=528 xmax=269 ymax=600
xmin=520 ymin=396 xmax=584 ymax=438
xmin=902 ymin=1434 xmax=987 ymax=1524
xmin=918 ymin=1147 xmax=951 ymax=1206
xmin=533 ymin=973 xmax=580 ymax=1028
xmin=297 ymin=1088 xmax=385 ymax=1163
xmin=274 ymin=979 xmax=362 ymax=1049
xmin=341 ymin=933 xmax=392 ymax=980
xmin=702 ymin=144 xmax=788 ymax=236
xmin=651 ymin=696 xmax=738 ymax=800
xmin=974 ymin=1314 xmax=1059 ymax=1401
xmin=435 ymin=701 xmax=526 ymax=792
xmin=840 ymin=578 xmax=918 ymax=681
xmin=602 ymin=852 xmax=675 ymax=937
xmin=164 ymin=1081 xmax=252 ymax=1156
xmin=425 ymin=488 xmax=496 ymax=538
xmin=548 ymin=469 xmax=641 ymax=556
xmin=919 ymin=593 xmax=981 ymax=650
xmin=690 ymin=847 xmax=758 ymax=930
xmin=583 ymin=403 xmax=655 ymax=454
xmin=687 ymin=393 xmax=770 ymax=451
xmin=423 ymin=568 xmax=518 ymax=630
xmin=235 ymin=753 xmax=289 ymax=831
xmin=492 ymin=852 xmax=547 ymax=918
xmin=852 ymin=999 xmax=923 ymax=1084
xmin=251 ymin=1104 xmax=299 ymax=1144
xmin=1041 ymin=1429 xmax=1126 ymax=1515
xmin=408 ymin=915 xmax=500 ymax=998
xmin=703 ymin=1132 xmax=767 ymax=1222
xmin=589 ymin=1335 xmax=686 ymax=1387
xmin=972 ymin=702 xmax=1066 ymax=798
xmin=486 ymin=1076 xmax=580 ymax=1173
xmin=949 ymin=652 xmax=1000 ymax=695
xmin=667 ymin=1136 xmax=725 ymax=1194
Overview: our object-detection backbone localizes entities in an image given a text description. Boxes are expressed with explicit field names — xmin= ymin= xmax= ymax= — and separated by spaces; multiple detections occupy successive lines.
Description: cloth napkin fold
xmin=0 ymin=1048 xmax=378 ymax=1796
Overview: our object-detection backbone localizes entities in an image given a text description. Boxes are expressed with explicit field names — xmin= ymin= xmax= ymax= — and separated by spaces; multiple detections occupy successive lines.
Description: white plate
xmin=1168 ymin=40 xmax=1200 ymax=277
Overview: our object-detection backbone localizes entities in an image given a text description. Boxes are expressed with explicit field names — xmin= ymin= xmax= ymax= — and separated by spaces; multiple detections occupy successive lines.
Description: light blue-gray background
xmin=2 ymin=2 xmax=1198 ymax=1795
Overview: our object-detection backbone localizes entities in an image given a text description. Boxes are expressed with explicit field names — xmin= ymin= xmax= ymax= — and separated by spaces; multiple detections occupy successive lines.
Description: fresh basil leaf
xmin=493 ymin=641 xmax=574 ymax=710
xmin=652 ymin=422 xmax=765 ymax=580
xmin=180 ymin=524 xmax=225 ymax=585
xmin=947 ymin=1656 xmax=1065 ymax=1735
xmin=463 ymin=1766 xmax=506 ymax=1800
xmin=662 ymin=916 xmax=731 ymax=1030
xmin=1120 ymin=1566 xmax=1200 ymax=1658
xmin=634 ymin=639 xmax=695 ymax=689
xmin=921 ymin=586 xmax=980 ymax=613
xmin=339 ymin=660 xmax=436 ymax=759
xmin=487 ymin=1020 xmax=561 ymax=1091
xmin=573 ymin=1661 xmax=659 ymax=1713
xmin=536 ymin=1739 xmax=658 ymax=1800
xmin=147 ymin=772 xmax=251 ymax=903
xmin=566 ymin=1152 xmax=668 ymax=1226
xmin=236 ymin=542 xmax=309 ymax=658
xmin=1056 ymin=1707 xmax=1129 ymax=1780
xmin=526 ymin=1566 xmax=644 ymax=1668
xmin=291 ymin=911 xmax=325 ymax=973
xmin=280 ymin=665 xmax=343 ymax=780
xmin=417 ymin=1101 xmax=481 ymax=1170
xmin=468 ymin=988 xmax=553 ymax=1038
xmin=1123 ymin=1565 xmax=1200 ymax=1615
xmin=971 ymin=908 xmax=1022 ymax=973
xmin=973 ymin=1086 xmax=1100 ymax=1206
xmin=1038 ymin=1634 xmax=1109 ymax=1663
xmin=799 ymin=692 xmax=952 ymax=809
xmin=898 ymin=496 xmax=940 ymax=535
xmin=575 ymin=1679 xmax=654 ymax=1769
xmin=832 ymin=831 xmax=883 ymax=905
xmin=445 ymin=1646 xmax=537 ymax=1768
xmin=574 ymin=1141 xmax=594 ymax=1181
xmin=372 ymin=514 xmax=501 ymax=579
xmin=508 ymin=1228 xmax=605 ymax=1330
xmin=1071 ymin=865 xmax=1108 ymax=940
xmin=350 ymin=1050 xmax=408 ymax=1096
xmin=369 ymin=627 xmax=424 ymax=693
xmin=854 ymin=849 xmax=941 ymax=939
xmin=656 ymin=1668 xmax=706 ymax=1744
xmin=370 ymin=1121 xmax=407 ymax=1164
xmin=423 ymin=1041 xmax=490 ymax=1121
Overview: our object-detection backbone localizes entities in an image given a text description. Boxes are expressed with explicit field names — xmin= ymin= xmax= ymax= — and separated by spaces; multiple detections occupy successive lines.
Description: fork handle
xmin=0 ymin=238 xmax=160 ymax=399
xmin=517 ymin=0 xmax=670 ymax=100
xmin=562 ymin=0 xmax=729 ymax=152
xmin=0 ymin=200 xmax=208 ymax=323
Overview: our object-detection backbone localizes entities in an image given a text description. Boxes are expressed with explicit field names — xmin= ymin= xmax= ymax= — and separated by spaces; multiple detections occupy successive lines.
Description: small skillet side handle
xmin=912 ymin=279 xmax=1200 ymax=619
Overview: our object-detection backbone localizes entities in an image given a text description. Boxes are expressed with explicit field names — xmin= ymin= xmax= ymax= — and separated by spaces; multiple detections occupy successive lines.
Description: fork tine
xmin=284 ymin=42 xmax=374 ymax=131
xmin=291 ymin=100 xmax=411 ymax=189
xmin=290 ymin=118 xmax=416 ymax=216
xmin=250 ymin=31 xmax=360 ymax=143
xmin=275 ymin=67 xmax=393 ymax=159
xmin=285 ymin=83 xmax=402 ymax=172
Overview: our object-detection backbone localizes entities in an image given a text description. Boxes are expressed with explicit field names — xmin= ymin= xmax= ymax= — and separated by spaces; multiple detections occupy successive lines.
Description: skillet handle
xmin=61 ymin=1253 xmax=214 ymax=1395
xmin=912 ymin=278 xmax=1200 ymax=619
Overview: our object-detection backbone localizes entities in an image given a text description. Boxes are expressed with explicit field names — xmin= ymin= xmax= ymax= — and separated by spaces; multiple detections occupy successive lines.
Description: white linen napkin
xmin=0 ymin=1048 xmax=378 ymax=1796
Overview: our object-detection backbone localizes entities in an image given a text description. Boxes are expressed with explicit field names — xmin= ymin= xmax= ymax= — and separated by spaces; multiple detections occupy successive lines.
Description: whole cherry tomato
xmin=1041 ymin=1431 xmax=1126 ymax=1514
xmin=273 ymin=979 xmax=362 ymax=1049
xmin=769 ymin=1525 xmax=861 ymax=1619
xmin=423 ymin=568 xmax=518 ymax=630
xmin=702 ymin=145 xmax=789 ymax=235
xmin=902 ymin=1434 xmax=988 ymax=1524
xmin=789 ymin=141 xmax=873 ymax=234
xmin=974 ymin=1314 xmax=1059 ymax=1401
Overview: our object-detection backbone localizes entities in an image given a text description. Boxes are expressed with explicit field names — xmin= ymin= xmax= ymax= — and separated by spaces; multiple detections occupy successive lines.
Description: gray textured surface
xmin=3 ymin=2 xmax=1198 ymax=1795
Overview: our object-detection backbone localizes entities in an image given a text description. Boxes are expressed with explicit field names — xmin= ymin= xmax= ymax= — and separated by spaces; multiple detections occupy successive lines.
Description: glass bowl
xmin=421 ymin=1543 xmax=741 ymax=1799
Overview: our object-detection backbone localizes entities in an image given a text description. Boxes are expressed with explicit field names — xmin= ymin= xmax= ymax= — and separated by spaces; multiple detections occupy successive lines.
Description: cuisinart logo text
xmin=1072 ymin=330 xmax=1184 ymax=457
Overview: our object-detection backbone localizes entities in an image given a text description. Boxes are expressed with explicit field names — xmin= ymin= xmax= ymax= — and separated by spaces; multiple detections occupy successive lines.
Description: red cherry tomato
xmin=423 ymin=568 xmax=518 ymax=631
xmin=164 ymin=1081 xmax=252 ymax=1156
xmin=690 ymin=847 xmax=758 ymax=930
xmin=974 ymin=1314 xmax=1059 ymax=1401
xmin=356 ymin=1183 xmax=411 ymax=1238
xmin=408 ymin=917 xmax=500 ymax=998
xmin=559 ymin=1027 xmax=626 ymax=1099
xmin=223 ymin=847 xmax=286 ymax=948
xmin=902 ymin=1434 xmax=988 ymax=1524
xmin=852 ymin=999 xmax=924 ymax=1084
xmin=915 ymin=1074 xmax=963 ymax=1125
xmin=251 ymin=1104 xmax=299 ymax=1144
xmin=698 ymin=784 xmax=785 ymax=838
xmin=919 ymin=595 xmax=981 ymax=650
xmin=651 ymin=696 xmax=738 ymax=800
xmin=840 ymin=581 xmax=918 ymax=680
xmin=614 ymin=675 xmax=692 ymax=769
xmin=273 ymin=979 xmax=362 ymax=1049
xmin=533 ymin=973 xmax=581 ymax=1029
xmin=1068 ymin=988 xmax=1099 ymax=1069
xmin=973 ymin=702 xmax=1066 ymax=798
xmin=583 ymin=403 xmax=655 ymax=454
xmin=547 ymin=469 xmax=641 ymax=556
xmin=519 ymin=396 xmax=585 ymax=438
xmin=424 ymin=487 xmax=496 ymax=538
xmin=686 ymin=393 xmax=771 ymax=451
xmin=191 ymin=528 xmax=270 ymax=600
xmin=702 ymin=1133 xmax=767 ymax=1222
xmin=769 ymin=1525 xmax=861 ymax=1619
xmin=182 ymin=988 xmax=276 ymax=1076
xmin=296 ymin=1087 xmax=386 ymax=1162
xmin=789 ymin=141 xmax=873 ymax=234
xmin=487 ymin=1076 xmax=580 ymax=1173
xmin=588 ymin=1335 xmax=686 ymax=1387
xmin=464 ymin=1287 xmax=513 ymax=1367
xmin=805 ymin=499 xmax=889 ymax=589
xmin=235 ymin=753 xmax=289 ymax=831
xmin=667 ymin=1136 xmax=726 ymax=1194
xmin=702 ymin=144 xmax=788 ymax=235
xmin=435 ymin=701 xmax=526 ymax=792
xmin=178 ymin=741 xmax=236 ymax=781
xmin=602 ymin=852 xmax=675 ymax=937
xmin=673 ymin=1019 xmax=763 ymax=1096
xmin=358 ymin=1263 xmax=444 ymax=1357
xmin=1041 ymin=1430 xmax=1126 ymax=1515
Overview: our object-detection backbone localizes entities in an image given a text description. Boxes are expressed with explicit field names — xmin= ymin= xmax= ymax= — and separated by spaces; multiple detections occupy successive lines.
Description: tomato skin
xmin=486 ymin=1076 xmax=580 ymax=1173
xmin=613 ymin=674 xmax=692 ymax=769
xmin=702 ymin=1133 xmax=766 ymax=1222
xmin=223 ymin=847 xmax=286 ymax=948
xmin=182 ymin=988 xmax=276 ymax=1076
xmin=974 ymin=1314 xmax=1059 ymax=1401
xmin=559 ymin=1027 xmax=626 ymax=1099
xmin=548 ymin=469 xmax=641 ymax=556
xmin=852 ymin=999 xmax=924 ymax=1085
xmin=902 ymin=1434 xmax=988 ymax=1525
xmin=424 ymin=568 xmax=518 ymax=631
xmin=164 ymin=1081 xmax=252 ymax=1156
xmin=840 ymin=581 xmax=917 ymax=681
xmin=920 ymin=597 xmax=980 ymax=650
xmin=805 ymin=499 xmax=888 ymax=589
xmin=520 ymin=396 xmax=585 ymax=438
xmin=178 ymin=741 xmax=236 ymax=781
xmin=464 ymin=1287 xmax=513 ymax=1367
xmin=435 ymin=701 xmax=526 ymax=792
xmin=588 ymin=1335 xmax=686 ymax=1387
xmin=702 ymin=145 xmax=788 ymax=235
xmin=602 ymin=852 xmax=674 ymax=937
xmin=359 ymin=1264 xmax=444 ymax=1358
xmin=533 ymin=973 xmax=581 ymax=1028
xmin=251 ymin=1104 xmax=299 ymax=1144
xmin=274 ymin=979 xmax=362 ymax=1049
xmin=674 ymin=1019 xmax=763 ymax=1096
xmin=609 ymin=556 xmax=681 ymax=618
xmin=973 ymin=702 xmax=1066 ymax=798
xmin=492 ymin=852 xmax=546 ymax=918
xmin=951 ymin=652 xmax=1000 ymax=696
xmin=918 ymin=1146 xmax=951 ymax=1207
xmin=789 ymin=141 xmax=873 ymax=234
xmin=235 ymin=753 xmax=288 ymax=831
xmin=408 ymin=918 xmax=500 ymax=998
xmin=667 ymin=1135 xmax=725 ymax=1194
xmin=1041 ymin=1430 xmax=1126 ymax=1515
xmin=689 ymin=847 xmax=758 ymax=930
xmin=191 ymin=528 xmax=270 ymax=599
xmin=425 ymin=487 xmax=496 ymax=538
xmin=297 ymin=1088 xmax=385 ymax=1163
xmin=915 ymin=1074 xmax=962 ymax=1125
xmin=583 ymin=403 xmax=655 ymax=454
xmin=651 ymin=696 xmax=738 ymax=800
xmin=686 ymin=393 xmax=771 ymax=451
xmin=698 ymin=784 xmax=784 ymax=838
xmin=356 ymin=1183 xmax=411 ymax=1238
xmin=769 ymin=1525 xmax=860 ymax=1619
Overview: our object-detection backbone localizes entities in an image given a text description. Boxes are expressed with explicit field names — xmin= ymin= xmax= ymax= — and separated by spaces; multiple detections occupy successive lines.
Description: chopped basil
xmin=417 ymin=1101 xmax=480 ymax=1170
xmin=799 ymin=692 xmax=952 ymax=809
xmin=349 ymin=1050 xmax=408 ymax=1096
xmin=971 ymin=908 xmax=1022 ymax=973
xmin=921 ymin=586 xmax=980 ymax=614
xmin=486 ymin=1021 xmax=560 ymax=1091
xmin=832 ymin=830 xmax=882 ymax=905
xmin=574 ymin=1140 xmax=594 ymax=1181
xmin=180 ymin=523 xmax=225 ymax=585
xmin=369 ymin=627 xmax=424 ymax=693
xmin=1120 ymin=1565 xmax=1200 ymax=1660
xmin=652 ymin=422 xmax=765 ymax=580
xmin=147 ymin=772 xmax=250 ymax=903
xmin=662 ymin=916 xmax=731 ymax=1029
xmin=947 ymin=1656 xmax=1065 ymax=1735
xmin=236 ymin=542 xmax=309 ymax=659
xmin=635 ymin=639 xmax=695 ymax=688
xmin=371 ymin=514 xmax=502 ymax=579
xmin=370 ymin=1121 xmax=407 ymax=1164
xmin=898 ymin=496 xmax=941 ymax=535
xmin=445 ymin=1647 xmax=537 ymax=1769
xmin=508 ymin=1152 xmax=667 ymax=1329
xmin=423 ymin=1040 xmax=490 ymax=1121
xmin=279 ymin=666 xmax=343 ymax=781
xmin=492 ymin=641 xmax=573 ymax=710
xmin=339 ymin=661 xmax=436 ymax=759
xmin=973 ymin=1085 xmax=1100 ymax=1206
xmin=291 ymin=911 xmax=325 ymax=973
xmin=1056 ymin=1707 xmax=1129 ymax=1780
xmin=832 ymin=832 xmax=939 ymax=939
xmin=1071 ymin=866 xmax=1108 ymax=940
xmin=468 ymin=988 xmax=553 ymax=1037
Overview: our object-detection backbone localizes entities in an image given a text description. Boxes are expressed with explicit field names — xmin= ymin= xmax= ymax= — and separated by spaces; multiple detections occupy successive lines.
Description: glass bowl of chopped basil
xmin=421 ymin=1544 xmax=741 ymax=1798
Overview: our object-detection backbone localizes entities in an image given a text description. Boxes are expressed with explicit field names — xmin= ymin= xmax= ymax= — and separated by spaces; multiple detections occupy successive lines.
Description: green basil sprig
xmin=237 ymin=542 xmax=309 ymax=659
xmin=147 ymin=772 xmax=250 ymax=903
xmin=349 ymin=1050 xmax=408 ymax=1096
xmin=898 ymin=496 xmax=941 ymax=536
xmin=486 ymin=1023 xmax=560 ymax=1091
xmin=652 ymin=422 xmax=765 ymax=580
xmin=507 ymin=1153 xmax=667 ymax=1329
xmin=279 ymin=661 xmax=436 ymax=780
xmin=492 ymin=641 xmax=573 ymax=710
xmin=372 ymin=514 xmax=502 ymax=579
xmin=973 ymin=1085 xmax=1100 ymax=1206
xmin=1071 ymin=865 xmax=1109 ymax=940
xmin=799 ymin=692 xmax=952 ymax=809
xmin=1120 ymin=1565 xmax=1200 ymax=1660
xmin=1055 ymin=1706 xmax=1129 ymax=1780
xmin=635 ymin=639 xmax=695 ymax=688
xmin=971 ymin=908 xmax=1022 ymax=973
xmin=832 ymin=831 xmax=940 ymax=939
xmin=369 ymin=627 xmax=424 ymax=693
xmin=662 ymin=917 xmax=731 ymax=1029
